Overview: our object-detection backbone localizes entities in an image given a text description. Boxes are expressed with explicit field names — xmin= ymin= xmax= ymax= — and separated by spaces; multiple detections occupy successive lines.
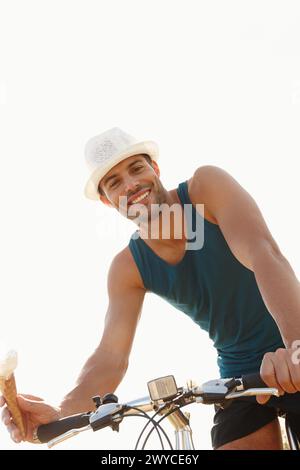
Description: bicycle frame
xmin=285 ymin=417 xmax=300 ymax=450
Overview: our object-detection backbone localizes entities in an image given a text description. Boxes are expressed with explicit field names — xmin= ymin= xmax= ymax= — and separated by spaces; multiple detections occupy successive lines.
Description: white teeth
xmin=131 ymin=190 xmax=150 ymax=204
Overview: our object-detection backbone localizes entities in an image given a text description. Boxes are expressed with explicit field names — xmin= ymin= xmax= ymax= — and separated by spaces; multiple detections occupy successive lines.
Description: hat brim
xmin=84 ymin=140 xmax=159 ymax=200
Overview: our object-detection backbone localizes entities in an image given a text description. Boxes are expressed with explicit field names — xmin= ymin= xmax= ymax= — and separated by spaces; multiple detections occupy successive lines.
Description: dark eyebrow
xmin=102 ymin=158 xmax=145 ymax=186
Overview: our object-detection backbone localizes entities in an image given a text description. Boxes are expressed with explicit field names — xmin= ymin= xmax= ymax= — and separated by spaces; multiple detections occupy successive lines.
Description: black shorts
xmin=211 ymin=392 xmax=300 ymax=449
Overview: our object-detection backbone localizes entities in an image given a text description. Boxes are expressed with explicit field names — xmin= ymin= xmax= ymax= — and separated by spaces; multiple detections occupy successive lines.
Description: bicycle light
xmin=147 ymin=375 xmax=178 ymax=401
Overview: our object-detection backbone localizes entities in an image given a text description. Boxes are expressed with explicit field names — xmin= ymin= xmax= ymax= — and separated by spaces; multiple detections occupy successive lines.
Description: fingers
xmin=287 ymin=349 xmax=300 ymax=391
xmin=1 ymin=405 xmax=12 ymax=425
xmin=16 ymin=395 xmax=61 ymax=427
xmin=258 ymin=348 xmax=300 ymax=405
xmin=17 ymin=395 xmax=44 ymax=412
xmin=260 ymin=351 xmax=284 ymax=395
xmin=19 ymin=394 xmax=44 ymax=401
xmin=1 ymin=393 xmax=50 ymax=444
xmin=259 ymin=354 xmax=275 ymax=387
xmin=256 ymin=394 xmax=271 ymax=405
xmin=7 ymin=422 xmax=23 ymax=443
xmin=273 ymin=349 xmax=298 ymax=394
xmin=1 ymin=405 xmax=23 ymax=443
xmin=257 ymin=351 xmax=283 ymax=404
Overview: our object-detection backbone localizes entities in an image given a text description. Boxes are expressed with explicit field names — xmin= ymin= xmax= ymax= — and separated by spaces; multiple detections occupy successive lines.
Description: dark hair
xmin=97 ymin=154 xmax=153 ymax=196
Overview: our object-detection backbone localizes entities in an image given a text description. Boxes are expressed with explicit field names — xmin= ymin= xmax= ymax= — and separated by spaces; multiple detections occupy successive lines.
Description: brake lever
xmin=47 ymin=425 xmax=91 ymax=448
xmin=193 ymin=378 xmax=279 ymax=403
xmin=225 ymin=388 xmax=279 ymax=399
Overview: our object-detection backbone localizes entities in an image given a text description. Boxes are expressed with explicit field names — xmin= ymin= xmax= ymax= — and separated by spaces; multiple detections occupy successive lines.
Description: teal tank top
xmin=129 ymin=181 xmax=284 ymax=378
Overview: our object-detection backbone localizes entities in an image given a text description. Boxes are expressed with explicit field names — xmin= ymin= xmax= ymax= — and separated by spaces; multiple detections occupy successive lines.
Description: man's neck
xmin=138 ymin=188 xmax=187 ymax=247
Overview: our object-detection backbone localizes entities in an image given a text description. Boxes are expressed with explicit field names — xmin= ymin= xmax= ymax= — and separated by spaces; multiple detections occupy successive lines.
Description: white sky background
xmin=0 ymin=0 xmax=300 ymax=450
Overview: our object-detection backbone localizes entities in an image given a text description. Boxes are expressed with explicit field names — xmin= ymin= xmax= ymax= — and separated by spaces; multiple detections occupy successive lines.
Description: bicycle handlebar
xmin=241 ymin=373 xmax=267 ymax=390
xmin=36 ymin=372 xmax=277 ymax=447
xmin=37 ymin=412 xmax=91 ymax=444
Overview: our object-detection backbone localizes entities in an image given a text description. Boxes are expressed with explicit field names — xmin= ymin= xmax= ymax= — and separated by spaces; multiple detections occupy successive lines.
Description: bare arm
xmin=251 ymin=246 xmax=300 ymax=348
xmin=190 ymin=165 xmax=300 ymax=348
xmin=60 ymin=249 xmax=146 ymax=416
xmin=1 ymin=249 xmax=146 ymax=442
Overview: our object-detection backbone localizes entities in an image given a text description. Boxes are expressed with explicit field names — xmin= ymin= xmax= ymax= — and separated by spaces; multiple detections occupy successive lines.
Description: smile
xmin=130 ymin=190 xmax=151 ymax=204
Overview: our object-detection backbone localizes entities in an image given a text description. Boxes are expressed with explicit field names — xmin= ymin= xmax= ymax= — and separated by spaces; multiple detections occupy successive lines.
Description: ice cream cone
xmin=0 ymin=372 xmax=26 ymax=439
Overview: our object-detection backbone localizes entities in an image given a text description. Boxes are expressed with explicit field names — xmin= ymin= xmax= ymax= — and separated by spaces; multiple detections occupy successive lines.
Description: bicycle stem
xmin=121 ymin=395 xmax=195 ymax=450
xmin=161 ymin=405 xmax=195 ymax=450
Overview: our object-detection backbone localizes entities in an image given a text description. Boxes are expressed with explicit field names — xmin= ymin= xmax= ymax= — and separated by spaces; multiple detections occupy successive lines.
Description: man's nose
xmin=123 ymin=177 xmax=139 ymax=194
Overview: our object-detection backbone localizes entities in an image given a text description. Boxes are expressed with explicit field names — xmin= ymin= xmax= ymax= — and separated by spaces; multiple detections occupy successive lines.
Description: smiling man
xmin=1 ymin=127 xmax=300 ymax=449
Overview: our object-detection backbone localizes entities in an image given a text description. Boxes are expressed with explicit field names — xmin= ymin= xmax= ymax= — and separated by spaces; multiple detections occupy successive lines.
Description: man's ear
xmin=151 ymin=160 xmax=160 ymax=178
xmin=99 ymin=194 xmax=113 ymax=207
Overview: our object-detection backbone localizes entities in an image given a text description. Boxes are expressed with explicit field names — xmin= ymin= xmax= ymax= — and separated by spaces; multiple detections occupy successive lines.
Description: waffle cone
xmin=0 ymin=373 xmax=26 ymax=439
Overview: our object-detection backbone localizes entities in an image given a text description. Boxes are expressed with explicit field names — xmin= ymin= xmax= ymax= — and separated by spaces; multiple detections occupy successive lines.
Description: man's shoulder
xmin=109 ymin=246 xmax=146 ymax=291
xmin=187 ymin=165 xmax=226 ymax=224
xmin=111 ymin=246 xmax=135 ymax=270
xmin=189 ymin=165 xmax=228 ymax=190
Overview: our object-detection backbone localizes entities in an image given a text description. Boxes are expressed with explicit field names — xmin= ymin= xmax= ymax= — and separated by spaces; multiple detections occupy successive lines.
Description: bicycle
xmin=36 ymin=373 xmax=300 ymax=450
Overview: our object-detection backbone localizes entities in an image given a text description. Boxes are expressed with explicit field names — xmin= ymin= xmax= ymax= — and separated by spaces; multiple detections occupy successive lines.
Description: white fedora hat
xmin=84 ymin=127 xmax=159 ymax=200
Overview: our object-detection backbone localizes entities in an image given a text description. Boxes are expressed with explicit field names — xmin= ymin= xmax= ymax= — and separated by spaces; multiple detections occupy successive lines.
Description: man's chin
xmin=127 ymin=210 xmax=151 ymax=223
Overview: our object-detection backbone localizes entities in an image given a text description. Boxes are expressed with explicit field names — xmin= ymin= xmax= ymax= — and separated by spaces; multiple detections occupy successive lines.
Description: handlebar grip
xmin=36 ymin=412 xmax=90 ymax=443
xmin=241 ymin=373 xmax=267 ymax=390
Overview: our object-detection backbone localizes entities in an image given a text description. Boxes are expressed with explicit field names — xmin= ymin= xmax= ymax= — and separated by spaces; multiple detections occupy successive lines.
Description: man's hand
xmin=257 ymin=347 xmax=300 ymax=404
xmin=0 ymin=393 xmax=61 ymax=443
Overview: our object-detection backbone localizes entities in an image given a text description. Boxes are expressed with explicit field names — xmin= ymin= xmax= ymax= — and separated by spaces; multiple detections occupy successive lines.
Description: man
xmin=1 ymin=127 xmax=300 ymax=449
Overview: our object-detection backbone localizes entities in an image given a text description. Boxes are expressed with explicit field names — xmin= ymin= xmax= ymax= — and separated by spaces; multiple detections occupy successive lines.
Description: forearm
xmin=59 ymin=348 xmax=128 ymax=417
xmin=253 ymin=244 xmax=300 ymax=348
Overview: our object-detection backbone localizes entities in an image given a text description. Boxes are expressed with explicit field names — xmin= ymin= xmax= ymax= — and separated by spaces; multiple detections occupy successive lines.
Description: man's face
xmin=99 ymin=154 xmax=166 ymax=222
